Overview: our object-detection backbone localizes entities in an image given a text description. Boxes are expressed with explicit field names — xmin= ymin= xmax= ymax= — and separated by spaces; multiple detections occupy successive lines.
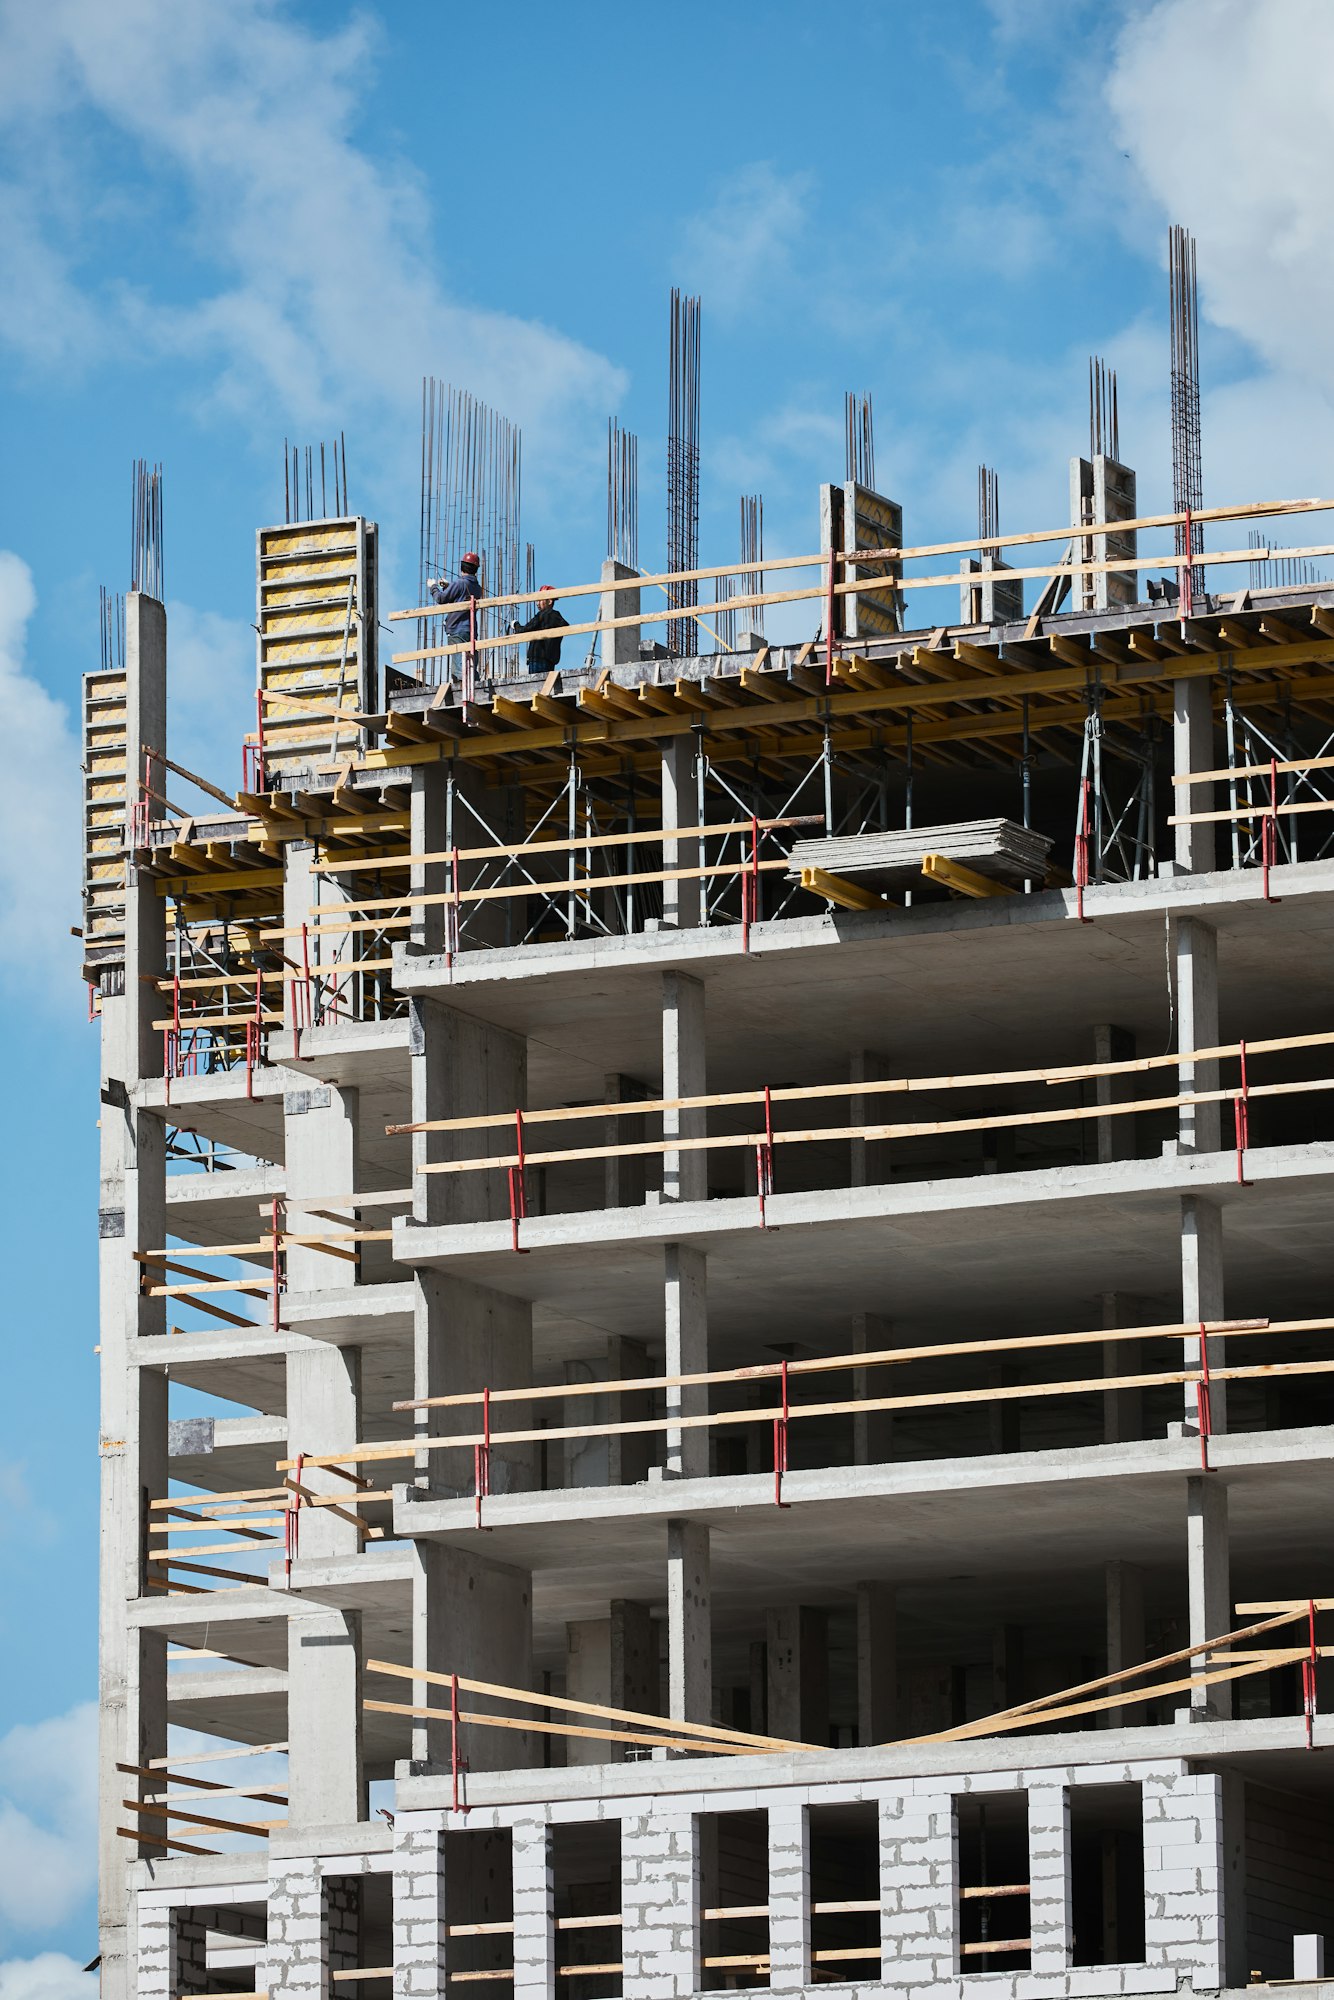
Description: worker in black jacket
xmin=510 ymin=586 xmax=569 ymax=671
xmin=427 ymin=551 xmax=483 ymax=644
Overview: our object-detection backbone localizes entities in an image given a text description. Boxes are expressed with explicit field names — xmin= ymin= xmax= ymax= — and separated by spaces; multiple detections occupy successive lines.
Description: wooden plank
xmin=121 ymin=1796 xmax=284 ymax=1836
xmin=114 ymin=1824 xmax=217 ymax=1857
xmin=363 ymin=1697 xmax=755 ymax=1758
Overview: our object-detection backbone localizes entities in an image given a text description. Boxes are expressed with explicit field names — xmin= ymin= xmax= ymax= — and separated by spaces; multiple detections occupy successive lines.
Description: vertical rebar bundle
xmin=845 ymin=392 xmax=875 ymax=490
xmin=130 ymin=460 xmax=164 ymax=600
xmin=1169 ymin=225 xmax=1203 ymax=574
xmin=666 ymin=289 xmax=701 ymax=656
xmin=99 ymin=586 xmax=125 ymax=673
xmin=1248 ymin=530 xmax=1324 ymax=592
xmin=1089 ymin=358 xmax=1120 ymax=462
xmin=420 ymin=379 xmax=523 ymax=679
xmin=283 ymin=436 xmax=349 ymax=524
xmin=740 ymin=494 xmax=764 ymax=639
xmin=977 ymin=465 xmax=999 ymax=551
xmin=607 ymin=420 xmax=640 ymax=570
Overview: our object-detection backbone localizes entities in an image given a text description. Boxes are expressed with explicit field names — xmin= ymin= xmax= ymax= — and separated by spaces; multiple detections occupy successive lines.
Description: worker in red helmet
xmin=509 ymin=585 xmax=569 ymax=672
xmin=427 ymin=551 xmax=484 ymax=646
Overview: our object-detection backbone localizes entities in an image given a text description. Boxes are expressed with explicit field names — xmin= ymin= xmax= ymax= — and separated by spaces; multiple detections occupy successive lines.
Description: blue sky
xmin=2 ymin=0 xmax=1333 ymax=1986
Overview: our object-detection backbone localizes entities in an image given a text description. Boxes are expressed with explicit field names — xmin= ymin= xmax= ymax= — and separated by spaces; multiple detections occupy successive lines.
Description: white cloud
xmin=0 ymin=1955 xmax=96 ymax=1999
xmin=0 ymin=1 xmax=624 ymax=495
xmin=166 ymin=603 xmax=255 ymax=804
xmin=0 ymin=554 xmax=81 ymax=997
xmin=0 ymin=1702 xmax=97 ymax=1939
xmin=1108 ymin=0 xmax=1334 ymax=500
xmin=678 ymin=163 xmax=813 ymax=321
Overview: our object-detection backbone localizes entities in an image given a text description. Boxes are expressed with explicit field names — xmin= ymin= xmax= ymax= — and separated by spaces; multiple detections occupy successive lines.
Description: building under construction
xmin=89 ymin=304 xmax=1334 ymax=1999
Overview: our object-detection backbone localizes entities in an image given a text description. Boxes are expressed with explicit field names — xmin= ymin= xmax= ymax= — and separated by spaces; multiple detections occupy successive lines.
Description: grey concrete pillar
xmin=1174 ymin=676 xmax=1217 ymax=874
xmin=410 ymin=996 xmax=527 ymax=1228
xmin=607 ymin=1334 xmax=652 ymax=1487
xmin=850 ymin=1050 xmax=891 ymax=1186
xmin=1104 ymin=1559 xmax=1146 ymax=1727
xmin=852 ymin=1312 xmax=894 ymax=1464
xmin=667 ymin=1519 xmax=711 ymax=1725
xmin=768 ymin=1799 xmax=810 ymax=1989
xmin=512 ymin=1817 xmax=556 ymax=2000
xmin=1182 ymin=1194 xmax=1228 ymax=1433
xmin=97 ymin=592 xmax=169 ymax=2000
xmin=410 ymin=759 xmax=450 ymax=956
xmin=1176 ymin=918 xmax=1221 ymax=1153
xmin=600 ymin=558 xmax=641 ymax=669
xmin=1187 ymin=1474 xmax=1232 ymax=1718
xmin=412 ymin=1270 xmax=535 ymax=1499
xmin=1028 ymin=1785 xmax=1072 ymax=1973
xmin=1093 ymin=1024 xmax=1136 ymax=1163
xmin=411 ymin=1541 xmax=534 ymax=1770
xmin=856 ymin=1580 xmax=897 ymax=1743
xmin=1101 ymin=1291 xmax=1145 ymax=1444
xmin=767 ymin=1605 xmax=829 ymax=1745
xmin=288 ymin=1605 xmax=364 ymax=1828
xmin=665 ymin=1244 xmax=708 ymax=1478
xmin=660 ymin=735 xmax=700 ymax=930
xmin=991 ymin=1622 xmax=1024 ymax=1715
xmin=565 ymin=1600 xmax=656 ymax=1764
xmin=661 ymin=973 xmax=706 ymax=1203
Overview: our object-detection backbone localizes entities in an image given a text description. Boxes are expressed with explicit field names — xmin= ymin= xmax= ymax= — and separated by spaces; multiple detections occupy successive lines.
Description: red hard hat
xmin=461 ymin=551 xmax=480 ymax=568
xmin=539 ymin=582 xmax=555 ymax=595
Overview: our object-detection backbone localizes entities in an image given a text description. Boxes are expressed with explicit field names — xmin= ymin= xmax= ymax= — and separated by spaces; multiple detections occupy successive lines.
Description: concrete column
xmin=1093 ymin=1024 xmax=1136 ymax=1163
xmin=661 ymin=974 xmax=705 ymax=1204
xmin=288 ymin=1605 xmax=364 ymax=1829
xmin=766 ymin=1605 xmax=829 ymax=1745
xmin=1103 ymin=1559 xmax=1146 ymax=1727
xmin=1174 ymin=677 xmax=1217 ymax=874
xmin=852 ymin=1312 xmax=894 ymax=1465
xmin=411 ymin=1541 xmax=534 ymax=1770
xmin=412 ymin=1271 xmax=535 ymax=1499
xmin=1101 ymin=1290 xmax=1146 ymax=1444
xmin=666 ymin=1520 xmax=711 ymax=1725
xmin=878 ymin=1791 xmax=957 ymax=1981
xmin=1176 ymin=918 xmax=1221 ymax=1154
xmin=660 ymin=735 xmax=700 ymax=930
xmin=1187 ymin=1475 xmax=1231 ymax=1719
xmin=410 ymin=760 xmax=449 ymax=956
xmin=664 ymin=1244 xmax=707 ymax=1477
xmin=1028 ymin=1785 xmax=1072 ymax=1974
xmin=991 ymin=1622 xmax=1024 ymax=1714
xmin=1182 ymin=1194 xmax=1228 ymax=1434
xmin=565 ymin=1600 xmax=656 ymax=1764
xmin=98 ymin=592 xmax=169 ymax=2000
xmin=767 ymin=1800 xmax=809 ymax=1989
xmin=511 ymin=1817 xmax=556 ymax=2000
xmin=266 ymin=1857 xmax=328 ymax=2000
xmin=604 ymin=1073 xmax=648 ymax=1209
xmin=850 ymin=1050 xmax=891 ymax=1186
xmin=410 ymin=996 xmax=527 ymax=1228
xmin=622 ymin=1806 xmax=698 ymax=2000
xmin=856 ymin=1581 xmax=897 ymax=1743
xmin=393 ymin=1826 xmax=447 ymax=1998
xmin=600 ymin=558 xmax=641 ymax=669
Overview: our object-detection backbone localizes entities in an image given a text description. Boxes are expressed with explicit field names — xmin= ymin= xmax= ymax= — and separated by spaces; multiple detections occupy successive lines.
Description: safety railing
xmin=277 ymin=1311 xmax=1334 ymax=1512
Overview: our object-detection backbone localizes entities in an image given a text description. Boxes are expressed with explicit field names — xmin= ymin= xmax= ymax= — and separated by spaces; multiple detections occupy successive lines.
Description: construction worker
xmin=510 ymin=585 xmax=569 ymax=671
xmin=427 ymin=551 xmax=483 ymax=646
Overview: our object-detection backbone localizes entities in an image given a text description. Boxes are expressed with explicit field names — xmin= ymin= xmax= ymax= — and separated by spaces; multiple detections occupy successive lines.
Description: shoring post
xmin=285 ymin=1451 xmax=304 ymax=1577
xmin=773 ymin=1355 xmax=790 ymax=1508
xmin=1075 ymin=777 xmax=1092 ymax=922
xmin=465 ymin=596 xmax=478 ymax=707
xmin=1303 ymin=1598 xmax=1319 ymax=1750
xmin=1196 ymin=1324 xmax=1212 ymax=1472
xmin=1234 ymin=1038 xmax=1251 ymax=1185
xmin=450 ymin=1672 xmax=468 ymax=1813
xmin=741 ymin=813 xmax=760 ymax=953
xmin=474 ymin=1385 xmax=491 ymax=1529
xmin=756 ymin=1084 xmax=775 ymax=1228
xmin=445 ymin=844 xmax=461 ymax=967
xmin=1262 ymin=756 xmax=1281 ymax=902
xmin=271 ymin=1196 xmax=283 ymax=1331
xmin=508 ymin=1108 xmax=529 ymax=1254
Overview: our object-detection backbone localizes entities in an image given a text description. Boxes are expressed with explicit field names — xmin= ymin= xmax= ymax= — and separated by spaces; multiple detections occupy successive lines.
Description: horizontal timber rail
xmin=279 ymin=1313 xmax=1334 ymax=1489
xmin=387 ymin=495 xmax=1334 ymax=665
